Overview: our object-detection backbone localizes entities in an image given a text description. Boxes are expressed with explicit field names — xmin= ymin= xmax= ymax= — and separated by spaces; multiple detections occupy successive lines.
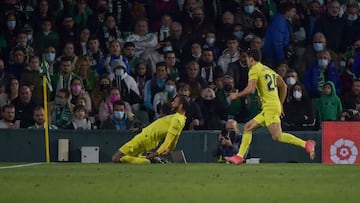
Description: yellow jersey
xmin=248 ymin=62 xmax=281 ymax=109
xmin=136 ymin=112 xmax=186 ymax=150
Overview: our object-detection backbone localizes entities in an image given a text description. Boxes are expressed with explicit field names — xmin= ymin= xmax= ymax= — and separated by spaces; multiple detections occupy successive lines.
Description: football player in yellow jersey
xmin=112 ymin=95 xmax=189 ymax=164
xmin=225 ymin=49 xmax=316 ymax=164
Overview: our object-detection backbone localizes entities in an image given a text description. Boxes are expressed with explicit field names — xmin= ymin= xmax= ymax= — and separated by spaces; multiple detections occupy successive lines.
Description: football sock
xmin=278 ymin=132 xmax=306 ymax=148
xmin=237 ymin=131 xmax=252 ymax=157
xmin=120 ymin=155 xmax=150 ymax=164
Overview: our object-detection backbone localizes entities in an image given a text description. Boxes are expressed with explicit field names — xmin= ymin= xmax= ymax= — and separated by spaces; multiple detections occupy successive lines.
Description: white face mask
xmin=192 ymin=53 xmax=201 ymax=58
xmin=286 ymin=77 xmax=296 ymax=86
xmin=293 ymin=90 xmax=302 ymax=100
xmin=206 ymin=37 xmax=215 ymax=45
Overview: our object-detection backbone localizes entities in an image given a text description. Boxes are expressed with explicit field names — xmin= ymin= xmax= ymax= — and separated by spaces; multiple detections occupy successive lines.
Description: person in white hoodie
xmin=111 ymin=61 xmax=142 ymax=110
xmin=217 ymin=36 xmax=241 ymax=73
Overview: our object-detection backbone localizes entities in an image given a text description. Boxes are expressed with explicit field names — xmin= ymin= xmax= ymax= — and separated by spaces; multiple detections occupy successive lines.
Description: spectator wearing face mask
xmin=215 ymin=75 xmax=246 ymax=123
xmin=111 ymin=62 xmax=142 ymax=110
xmin=234 ymin=0 xmax=267 ymax=31
xmin=141 ymin=39 xmax=173 ymax=74
xmin=182 ymin=7 xmax=215 ymax=43
xmin=196 ymin=87 xmax=226 ymax=130
xmin=303 ymin=49 xmax=342 ymax=98
xmin=153 ymin=78 xmax=177 ymax=119
xmin=43 ymin=46 xmax=57 ymax=74
xmin=68 ymin=77 xmax=92 ymax=113
xmin=9 ymin=31 xmax=35 ymax=64
xmin=313 ymin=0 xmax=345 ymax=53
xmin=296 ymin=32 xmax=339 ymax=79
xmin=98 ymin=87 xmax=132 ymax=122
xmin=202 ymin=31 xmax=220 ymax=62
xmin=282 ymin=82 xmax=316 ymax=131
xmin=100 ymin=100 xmax=143 ymax=131
xmin=284 ymin=68 xmax=299 ymax=102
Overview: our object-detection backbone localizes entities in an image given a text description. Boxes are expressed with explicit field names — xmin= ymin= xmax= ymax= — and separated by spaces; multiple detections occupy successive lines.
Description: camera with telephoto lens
xmin=348 ymin=109 xmax=359 ymax=116
xmin=220 ymin=129 xmax=229 ymax=145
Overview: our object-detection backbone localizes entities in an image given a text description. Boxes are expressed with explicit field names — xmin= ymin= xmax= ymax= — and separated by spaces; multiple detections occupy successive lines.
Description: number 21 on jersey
xmin=265 ymin=73 xmax=277 ymax=91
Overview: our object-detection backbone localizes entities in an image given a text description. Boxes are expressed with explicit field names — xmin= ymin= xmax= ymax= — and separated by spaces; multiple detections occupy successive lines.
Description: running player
xmin=225 ymin=49 xmax=315 ymax=164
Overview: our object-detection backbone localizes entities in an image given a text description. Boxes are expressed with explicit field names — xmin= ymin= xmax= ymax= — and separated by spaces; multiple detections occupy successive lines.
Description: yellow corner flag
xmin=43 ymin=74 xmax=50 ymax=163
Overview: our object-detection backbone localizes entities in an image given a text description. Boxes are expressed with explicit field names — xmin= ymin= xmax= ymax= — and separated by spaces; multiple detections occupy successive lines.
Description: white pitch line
xmin=0 ymin=163 xmax=43 ymax=170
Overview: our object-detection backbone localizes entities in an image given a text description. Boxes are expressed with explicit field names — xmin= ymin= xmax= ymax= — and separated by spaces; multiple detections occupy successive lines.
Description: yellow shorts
xmin=253 ymin=106 xmax=281 ymax=127
xmin=119 ymin=135 xmax=146 ymax=157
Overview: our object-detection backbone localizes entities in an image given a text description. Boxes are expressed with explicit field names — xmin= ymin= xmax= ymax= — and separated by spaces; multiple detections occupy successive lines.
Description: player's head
xmin=241 ymin=48 xmax=261 ymax=67
xmin=171 ymin=95 xmax=190 ymax=113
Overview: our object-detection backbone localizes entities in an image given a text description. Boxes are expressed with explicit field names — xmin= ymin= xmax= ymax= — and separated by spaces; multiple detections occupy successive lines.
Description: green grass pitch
xmin=0 ymin=163 xmax=359 ymax=203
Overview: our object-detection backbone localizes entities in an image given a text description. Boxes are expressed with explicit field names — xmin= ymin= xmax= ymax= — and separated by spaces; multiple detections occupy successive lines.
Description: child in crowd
xmin=67 ymin=104 xmax=92 ymax=130
xmin=315 ymin=81 xmax=343 ymax=128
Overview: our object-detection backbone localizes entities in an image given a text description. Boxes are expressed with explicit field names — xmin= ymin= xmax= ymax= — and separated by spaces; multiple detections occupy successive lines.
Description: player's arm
xmin=156 ymin=132 xmax=176 ymax=155
xmin=230 ymin=79 xmax=257 ymax=100
xmin=146 ymin=133 xmax=176 ymax=159
xmin=276 ymin=75 xmax=287 ymax=105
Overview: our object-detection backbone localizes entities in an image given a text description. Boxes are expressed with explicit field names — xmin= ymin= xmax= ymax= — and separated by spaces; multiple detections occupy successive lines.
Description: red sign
xmin=322 ymin=122 xmax=360 ymax=164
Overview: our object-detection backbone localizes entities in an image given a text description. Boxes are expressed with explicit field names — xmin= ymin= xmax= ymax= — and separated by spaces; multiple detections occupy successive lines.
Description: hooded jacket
xmin=316 ymin=81 xmax=342 ymax=123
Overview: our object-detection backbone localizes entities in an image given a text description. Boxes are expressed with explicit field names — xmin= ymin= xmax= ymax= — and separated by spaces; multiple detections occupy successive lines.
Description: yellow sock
xmin=120 ymin=155 xmax=150 ymax=164
xmin=278 ymin=133 xmax=306 ymax=148
xmin=237 ymin=132 xmax=252 ymax=157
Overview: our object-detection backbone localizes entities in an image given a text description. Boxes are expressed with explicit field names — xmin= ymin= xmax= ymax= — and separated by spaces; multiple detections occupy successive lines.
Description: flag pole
xmin=43 ymin=75 xmax=50 ymax=163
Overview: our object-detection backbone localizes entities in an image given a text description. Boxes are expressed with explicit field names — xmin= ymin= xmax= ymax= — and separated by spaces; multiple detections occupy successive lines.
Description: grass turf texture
xmin=0 ymin=163 xmax=359 ymax=203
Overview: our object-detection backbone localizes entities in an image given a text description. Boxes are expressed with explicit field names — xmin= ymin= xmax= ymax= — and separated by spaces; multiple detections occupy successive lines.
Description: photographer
xmin=340 ymin=98 xmax=360 ymax=121
xmin=213 ymin=119 xmax=243 ymax=163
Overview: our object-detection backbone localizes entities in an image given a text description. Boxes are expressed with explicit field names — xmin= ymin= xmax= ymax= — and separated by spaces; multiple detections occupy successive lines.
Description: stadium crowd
xmin=0 ymin=0 xmax=360 ymax=131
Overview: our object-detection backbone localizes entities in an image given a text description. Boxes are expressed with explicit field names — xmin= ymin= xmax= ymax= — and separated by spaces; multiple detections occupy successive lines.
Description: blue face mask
xmin=165 ymin=85 xmax=175 ymax=92
xmin=244 ymin=5 xmax=255 ymax=14
xmin=163 ymin=46 xmax=173 ymax=52
xmin=7 ymin=21 xmax=16 ymax=29
xmin=233 ymin=31 xmax=244 ymax=40
xmin=313 ymin=43 xmax=324 ymax=52
xmin=318 ymin=59 xmax=329 ymax=67
xmin=348 ymin=14 xmax=358 ymax=21
xmin=46 ymin=53 xmax=55 ymax=62
xmin=115 ymin=69 xmax=125 ymax=77
xmin=27 ymin=35 xmax=33 ymax=42
xmin=113 ymin=111 xmax=124 ymax=119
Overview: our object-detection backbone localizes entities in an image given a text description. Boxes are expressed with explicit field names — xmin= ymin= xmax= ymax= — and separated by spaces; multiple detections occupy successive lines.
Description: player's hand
xmin=160 ymin=149 xmax=170 ymax=156
xmin=280 ymin=106 xmax=285 ymax=118
xmin=146 ymin=152 xmax=159 ymax=159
